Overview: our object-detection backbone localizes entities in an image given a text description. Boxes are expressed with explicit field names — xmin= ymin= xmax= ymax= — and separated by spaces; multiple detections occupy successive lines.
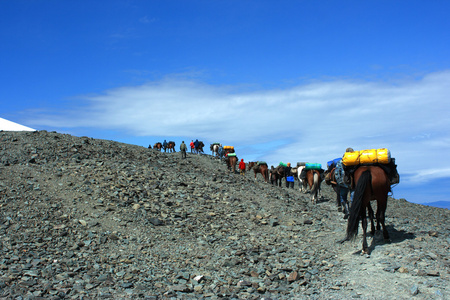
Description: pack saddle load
xmin=304 ymin=163 xmax=322 ymax=170
xmin=327 ymin=158 xmax=342 ymax=169
xmin=342 ymin=148 xmax=399 ymax=185
xmin=223 ymin=146 xmax=235 ymax=156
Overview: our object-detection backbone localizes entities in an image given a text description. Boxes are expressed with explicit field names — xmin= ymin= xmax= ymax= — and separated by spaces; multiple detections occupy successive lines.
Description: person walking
xmin=335 ymin=147 xmax=354 ymax=219
xmin=284 ymin=162 xmax=294 ymax=188
xmin=239 ymin=159 xmax=246 ymax=176
xmin=218 ymin=144 xmax=224 ymax=159
xmin=180 ymin=141 xmax=187 ymax=159
xmin=190 ymin=140 xmax=195 ymax=153
xmin=194 ymin=139 xmax=199 ymax=154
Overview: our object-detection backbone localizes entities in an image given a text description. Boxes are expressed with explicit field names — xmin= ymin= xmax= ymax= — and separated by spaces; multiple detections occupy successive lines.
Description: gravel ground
xmin=0 ymin=130 xmax=448 ymax=299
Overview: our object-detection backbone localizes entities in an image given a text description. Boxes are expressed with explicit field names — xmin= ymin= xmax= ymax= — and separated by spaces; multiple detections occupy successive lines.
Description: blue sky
xmin=2 ymin=1 xmax=450 ymax=206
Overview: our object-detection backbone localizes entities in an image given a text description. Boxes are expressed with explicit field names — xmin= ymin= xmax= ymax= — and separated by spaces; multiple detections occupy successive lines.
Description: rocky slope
xmin=0 ymin=130 xmax=448 ymax=299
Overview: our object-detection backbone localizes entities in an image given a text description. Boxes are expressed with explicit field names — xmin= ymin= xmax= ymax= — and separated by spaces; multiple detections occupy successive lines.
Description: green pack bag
xmin=305 ymin=163 xmax=322 ymax=170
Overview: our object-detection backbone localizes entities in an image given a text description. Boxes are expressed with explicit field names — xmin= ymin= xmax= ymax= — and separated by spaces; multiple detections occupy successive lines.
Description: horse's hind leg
xmin=361 ymin=208 xmax=369 ymax=254
xmin=367 ymin=203 xmax=376 ymax=236
xmin=377 ymin=200 xmax=390 ymax=242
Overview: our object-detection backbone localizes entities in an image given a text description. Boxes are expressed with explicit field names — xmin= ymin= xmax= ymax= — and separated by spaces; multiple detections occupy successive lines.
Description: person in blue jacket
xmin=194 ymin=139 xmax=199 ymax=154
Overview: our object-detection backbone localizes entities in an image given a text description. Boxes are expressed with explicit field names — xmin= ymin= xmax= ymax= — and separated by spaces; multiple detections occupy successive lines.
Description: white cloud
xmin=28 ymin=71 xmax=450 ymax=184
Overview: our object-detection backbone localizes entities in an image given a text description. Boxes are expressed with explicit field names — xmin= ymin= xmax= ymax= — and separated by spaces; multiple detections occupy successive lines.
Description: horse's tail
xmin=346 ymin=169 xmax=371 ymax=241
xmin=313 ymin=172 xmax=319 ymax=192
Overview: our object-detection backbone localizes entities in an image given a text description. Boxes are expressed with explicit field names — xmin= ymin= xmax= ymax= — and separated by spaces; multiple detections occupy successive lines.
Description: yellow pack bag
xmin=377 ymin=148 xmax=391 ymax=164
xmin=359 ymin=149 xmax=378 ymax=164
xmin=342 ymin=151 xmax=360 ymax=166
xmin=344 ymin=148 xmax=392 ymax=166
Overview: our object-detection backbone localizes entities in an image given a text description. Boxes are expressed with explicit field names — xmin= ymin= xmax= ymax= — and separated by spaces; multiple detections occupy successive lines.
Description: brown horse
xmin=226 ymin=155 xmax=238 ymax=173
xmin=166 ymin=141 xmax=176 ymax=153
xmin=269 ymin=165 xmax=284 ymax=187
xmin=248 ymin=162 xmax=269 ymax=182
xmin=306 ymin=169 xmax=322 ymax=204
xmin=340 ymin=166 xmax=391 ymax=254
xmin=153 ymin=142 xmax=162 ymax=151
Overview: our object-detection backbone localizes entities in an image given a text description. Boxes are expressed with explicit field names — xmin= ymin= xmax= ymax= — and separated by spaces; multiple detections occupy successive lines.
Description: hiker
xmin=335 ymin=147 xmax=354 ymax=219
xmin=239 ymin=159 xmax=246 ymax=176
xmin=284 ymin=162 xmax=294 ymax=188
xmin=180 ymin=141 xmax=187 ymax=159
xmin=218 ymin=144 xmax=224 ymax=159
xmin=190 ymin=140 xmax=195 ymax=153
xmin=194 ymin=139 xmax=199 ymax=154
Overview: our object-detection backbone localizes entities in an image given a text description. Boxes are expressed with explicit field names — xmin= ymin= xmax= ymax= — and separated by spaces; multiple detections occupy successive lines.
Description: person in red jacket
xmin=239 ymin=159 xmax=246 ymax=176
xmin=189 ymin=140 xmax=195 ymax=153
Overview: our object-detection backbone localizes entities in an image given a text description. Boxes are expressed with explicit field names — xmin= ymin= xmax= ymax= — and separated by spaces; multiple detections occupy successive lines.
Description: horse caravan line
xmin=150 ymin=139 xmax=402 ymax=253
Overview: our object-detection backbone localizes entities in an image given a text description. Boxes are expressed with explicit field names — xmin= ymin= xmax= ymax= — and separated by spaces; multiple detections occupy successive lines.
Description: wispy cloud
xmin=28 ymin=71 xmax=450 ymax=184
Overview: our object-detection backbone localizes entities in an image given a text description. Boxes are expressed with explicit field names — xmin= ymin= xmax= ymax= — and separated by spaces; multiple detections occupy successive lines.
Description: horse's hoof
xmin=338 ymin=237 xmax=349 ymax=244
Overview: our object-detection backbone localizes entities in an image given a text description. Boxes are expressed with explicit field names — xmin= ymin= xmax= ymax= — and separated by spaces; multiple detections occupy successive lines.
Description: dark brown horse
xmin=248 ymin=162 xmax=269 ymax=182
xmin=269 ymin=165 xmax=284 ymax=187
xmin=340 ymin=166 xmax=391 ymax=254
xmin=306 ymin=169 xmax=322 ymax=204
xmin=166 ymin=141 xmax=176 ymax=153
xmin=195 ymin=141 xmax=205 ymax=154
xmin=226 ymin=155 xmax=238 ymax=173
xmin=153 ymin=142 xmax=162 ymax=151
